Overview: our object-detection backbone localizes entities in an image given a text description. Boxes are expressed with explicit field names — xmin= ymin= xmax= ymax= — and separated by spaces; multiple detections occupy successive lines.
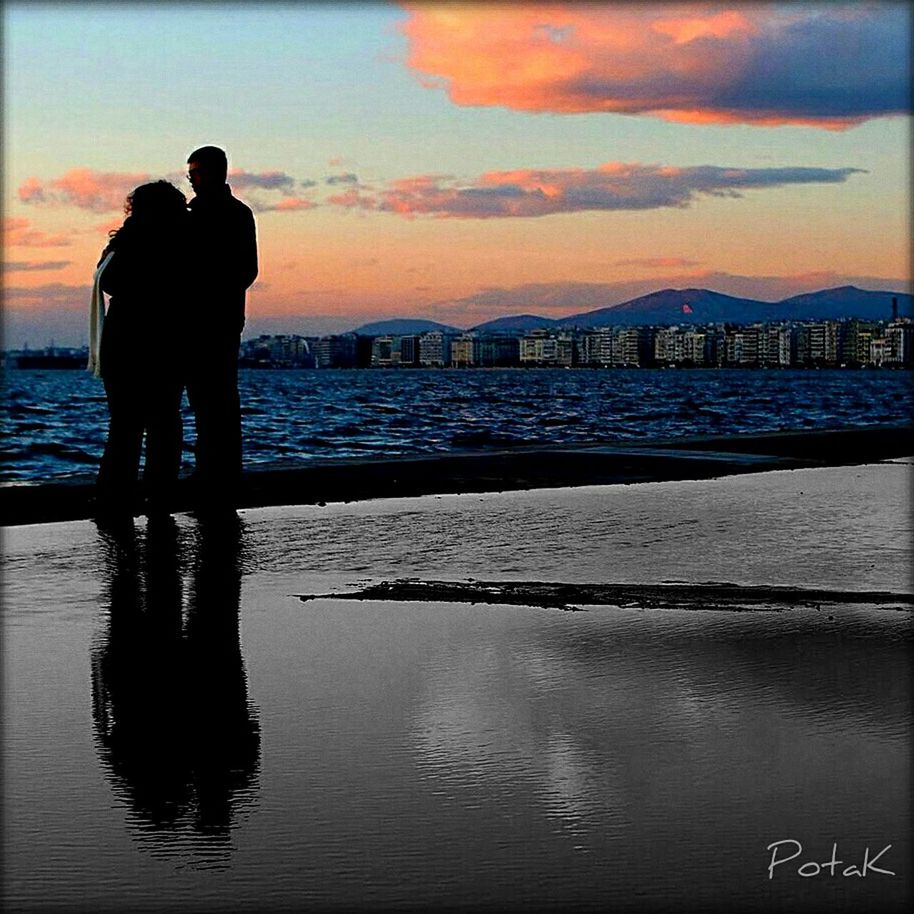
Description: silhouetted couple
xmin=92 ymin=145 xmax=257 ymax=518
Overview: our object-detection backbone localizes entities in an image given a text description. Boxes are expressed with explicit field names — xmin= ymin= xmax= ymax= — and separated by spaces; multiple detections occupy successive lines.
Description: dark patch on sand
xmin=296 ymin=579 xmax=914 ymax=613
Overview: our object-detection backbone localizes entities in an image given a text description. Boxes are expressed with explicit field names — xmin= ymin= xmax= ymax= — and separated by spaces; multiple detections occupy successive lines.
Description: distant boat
xmin=7 ymin=353 xmax=87 ymax=370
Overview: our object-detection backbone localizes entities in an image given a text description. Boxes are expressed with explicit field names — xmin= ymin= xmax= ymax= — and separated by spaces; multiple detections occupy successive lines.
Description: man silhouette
xmin=185 ymin=146 xmax=258 ymax=511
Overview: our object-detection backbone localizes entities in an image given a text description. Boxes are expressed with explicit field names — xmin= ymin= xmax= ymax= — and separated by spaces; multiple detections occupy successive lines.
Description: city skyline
xmin=3 ymin=2 xmax=911 ymax=348
xmin=9 ymin=310 xmax=912 ymax=371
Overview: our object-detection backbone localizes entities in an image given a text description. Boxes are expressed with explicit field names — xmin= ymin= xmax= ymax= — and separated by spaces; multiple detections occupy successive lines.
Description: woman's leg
xmin=143 ymin=378 xmax=184 ymax=510
xmin=97 ymin=372 xmax=144 ymax=511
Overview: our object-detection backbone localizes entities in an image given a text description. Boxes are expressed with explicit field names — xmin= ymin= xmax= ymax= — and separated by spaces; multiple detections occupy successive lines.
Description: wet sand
xmin=2 ymin=423 xmax=912 ymax=526
xmin=2 ymin=455 xmax=911 ymax=911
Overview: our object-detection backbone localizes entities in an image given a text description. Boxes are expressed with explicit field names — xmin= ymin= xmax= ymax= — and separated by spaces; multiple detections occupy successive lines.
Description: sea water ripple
xmin=1 ymin=367 xmax=911 ymax=482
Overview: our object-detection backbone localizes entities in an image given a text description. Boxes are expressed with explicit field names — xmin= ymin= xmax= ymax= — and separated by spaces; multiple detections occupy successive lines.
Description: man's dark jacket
xmin=188 ymin=184 xmax=258 ymax=336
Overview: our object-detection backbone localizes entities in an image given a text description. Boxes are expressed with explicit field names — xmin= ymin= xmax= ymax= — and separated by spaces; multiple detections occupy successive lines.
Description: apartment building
xmin=418 ymin=331 xmax=452 ymax=367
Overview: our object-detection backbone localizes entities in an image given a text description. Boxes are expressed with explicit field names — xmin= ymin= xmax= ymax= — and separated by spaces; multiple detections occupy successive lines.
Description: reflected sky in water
xmin=2 ymin=464 xmax=911 ymax=911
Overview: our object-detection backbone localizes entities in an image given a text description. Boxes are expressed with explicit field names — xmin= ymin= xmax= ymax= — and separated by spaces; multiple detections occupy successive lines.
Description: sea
xmin=3 ymin=368 xmax=912 ymax=910
xmin=2 ymin=366 xmax=912 ymax=484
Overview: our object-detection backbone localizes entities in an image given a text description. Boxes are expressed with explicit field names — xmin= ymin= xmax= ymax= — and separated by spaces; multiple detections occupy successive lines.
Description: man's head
xmin=187 ymin=145 xmax=228 ymax=196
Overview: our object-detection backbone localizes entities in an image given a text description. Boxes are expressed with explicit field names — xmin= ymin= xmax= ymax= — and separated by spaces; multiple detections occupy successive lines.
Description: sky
xmin=2 ymin=1 xmax=911 ymax=347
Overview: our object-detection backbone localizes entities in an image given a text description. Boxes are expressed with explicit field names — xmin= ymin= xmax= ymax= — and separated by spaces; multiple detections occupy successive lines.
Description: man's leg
xmin=97 ymin=374 xmax=144 ymax=512
xmin=187 ymin=333 xmax=242 ymax=507
xmin=143 ymin=377 xmax=184 ymax=511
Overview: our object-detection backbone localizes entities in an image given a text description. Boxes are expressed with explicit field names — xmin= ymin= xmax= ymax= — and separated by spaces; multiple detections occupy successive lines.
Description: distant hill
xmin=774 ymin=286 xmax=912 ymax=321
xmin=549 ymin=285 xmax=911 ymax=328
xmin=351 ymin=318 xmax=461 ymax=336
xmin=555 ymin=288 xmax=765 ymax=327
xmin=346 ymin=286 xmax=911 ymax=337
xmin=471 ymin=314 xmax=558 ymax=332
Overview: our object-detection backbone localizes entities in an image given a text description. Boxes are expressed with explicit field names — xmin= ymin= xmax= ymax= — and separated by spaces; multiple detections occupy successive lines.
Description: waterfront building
xmin=575 ymin=330 xmax=596 ymax=366
xmin=240 ymin=334 xmax=312 ymax=367
xmin=725 ymin=325 xmax=760 ymax=366
xmin=477 ymin=335 xmax=519 ymax=367
xmin=758 ymin=324 xmax=781 ymax=367
xmin=520 ymin=329 xmax=560 ymax=365
xmin=399 ymin=335 xmax=420 ymax=367
xmin=775 ymin=325 xmax=796 ymax=367
xmin=869 ymin=336 xmax=889 ymax=366
xmin=612 ymin=327 xmax=649 ymax=367
xmin=581 ymin=328 xmax=613 ymax=366
xmin=795 ymin=324 xmax=811 ymax=366
xmin=418 ymin=331 xmax=452 ymax=367
xmin=450 ymin=334 xmax=478 ymax=367
xmin=653 ymin=326 xmax=679 ymax=365
xmin=371 ymin=335 xmax=401 ymax=367
xmin=313 ymin=333 xmax=358 ymax=368
xmin=557 ymin=332 xmax=575 ymax=366
xmin=839 ymin=320 xmax=877 ymax=367
xmin=709 ymin=327 xmax=728 ymax=366
xmin=885 ymin=319 xmax=914 ymax=366
xmin=682 ymin=330 xmax=709 ymax=366
xmin=808 ymin=320 xmax=840 ymax=365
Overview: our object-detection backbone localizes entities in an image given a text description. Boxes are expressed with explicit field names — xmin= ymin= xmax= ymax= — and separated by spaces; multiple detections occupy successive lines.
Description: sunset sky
xmin=3 ymin=1 xmax=911 ymax=347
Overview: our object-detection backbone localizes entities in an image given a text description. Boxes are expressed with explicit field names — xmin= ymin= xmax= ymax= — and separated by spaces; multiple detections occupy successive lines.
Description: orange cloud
xmin=260 ymin=197 xmax=318 ymax=212
xmin=329 ymin=162 xmax=866 ymax=219
xmin=19 ymin=167 xmax=320 ymax=214
xmin=615 ymin=257 xmax=702 ymax=269
xmin=326 ymin=187 xmax=377 ymax=210
xmin=3 ymin=217 xmax=73 ymax=248
xmin=400 ymin=3 xmax=909 ymax=128
xmin=3 ymin=282 xmax=89 ymax=311
xmin=2 ymin=259 xmax=71 ymax=273
xmin=18 ymin=168 xmax=152 ymax=212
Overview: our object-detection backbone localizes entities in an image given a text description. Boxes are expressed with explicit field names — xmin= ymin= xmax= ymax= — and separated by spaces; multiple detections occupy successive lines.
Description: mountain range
xmin=352 ymin=286 xmax=911 ymax=336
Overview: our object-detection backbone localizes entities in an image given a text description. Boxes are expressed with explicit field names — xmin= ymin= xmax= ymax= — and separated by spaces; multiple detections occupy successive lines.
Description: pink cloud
xmin=272 ymin=197 xmax=317 ymax=212
xmin=328 ymin=161 xmax=865 ymax=219
xmin=249 ymin=196 xmax=318 ymax=214
xmin=400 ymin=4 xmax=909 ymax=129
xmin=326 ymin=187 xmax=377 ymax=210
xmin=3 ymin=217 xmax=73 ymax=248
xmin=615 ymin=257 xmax=702 ymax=269
xmin=2 ymin=260 xmax=71 ymax=273
xmin=17 ymin=177 xmax=46 ymax=204
xmin=18 ymin=166 xmax=325 ymax=216
xmin=18 ymin=168 xmax=153 ymax=212
xmin=3 ymin=282 xmax=90 ymax=311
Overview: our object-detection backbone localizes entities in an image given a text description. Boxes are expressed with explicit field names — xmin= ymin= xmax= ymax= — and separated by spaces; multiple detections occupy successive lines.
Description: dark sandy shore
xmin=2 ymin=423 xmax=911 ymax=526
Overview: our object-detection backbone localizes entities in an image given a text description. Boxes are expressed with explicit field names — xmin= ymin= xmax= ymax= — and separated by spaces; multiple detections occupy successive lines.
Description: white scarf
xmin=87 ymin=251 xmax=114 ymax=378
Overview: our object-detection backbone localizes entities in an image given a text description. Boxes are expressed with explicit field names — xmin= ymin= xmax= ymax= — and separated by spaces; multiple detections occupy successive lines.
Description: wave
xmin=2 ymin=367 xmax=912 ymax=483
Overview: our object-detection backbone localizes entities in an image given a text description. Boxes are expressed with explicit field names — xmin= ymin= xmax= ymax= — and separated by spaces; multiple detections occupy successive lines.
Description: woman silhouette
xmin=94 ymin=181 xmax=189 ymax=518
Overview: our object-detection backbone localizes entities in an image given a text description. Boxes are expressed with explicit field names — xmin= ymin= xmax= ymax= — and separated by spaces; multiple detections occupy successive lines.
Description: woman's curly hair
xmin=104 ymin=180 xmax=187 ymax=253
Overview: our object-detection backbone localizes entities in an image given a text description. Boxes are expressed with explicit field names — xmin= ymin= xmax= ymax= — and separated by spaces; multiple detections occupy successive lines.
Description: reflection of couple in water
xmin=91 ymin=514 xmax=260 ymax=859
xmin=91 ymin=145 xmax=258 ymax=519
